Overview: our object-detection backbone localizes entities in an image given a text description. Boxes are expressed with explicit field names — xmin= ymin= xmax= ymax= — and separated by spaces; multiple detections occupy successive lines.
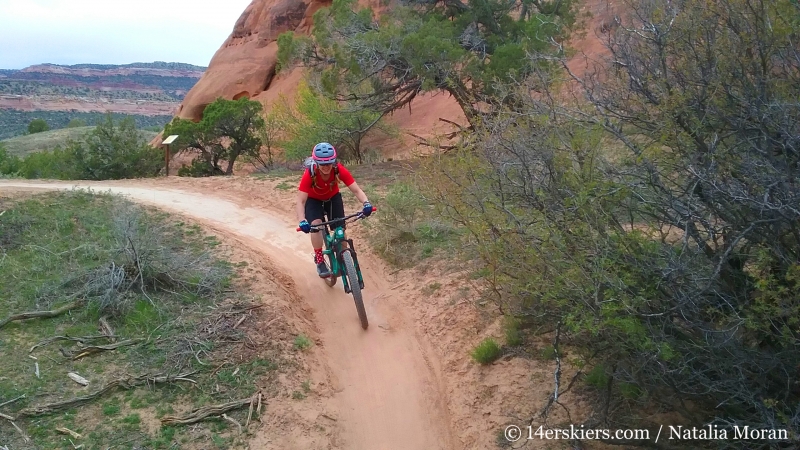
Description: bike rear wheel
xmin=342 ymin=250 xmax=368 ymax=330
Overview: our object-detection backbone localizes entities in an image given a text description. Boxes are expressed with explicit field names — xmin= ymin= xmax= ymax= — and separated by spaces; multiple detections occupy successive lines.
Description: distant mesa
xmin=0 ymin=61 xmax=205 ymax=117
xmin=18 ymin=61 xmax=206 ymax=78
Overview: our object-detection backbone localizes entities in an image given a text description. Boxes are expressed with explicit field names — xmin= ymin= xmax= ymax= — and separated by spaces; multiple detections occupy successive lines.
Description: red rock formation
xmin=174 ymin=0 xmax=468 ymax=144
xmin=176 ymin=0 xmax=321 ymax=120
xmin=173 ymin=0 xmax=617 ymax=149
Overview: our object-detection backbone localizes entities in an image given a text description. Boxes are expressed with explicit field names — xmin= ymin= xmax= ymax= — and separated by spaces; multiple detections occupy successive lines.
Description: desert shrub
xmin=14 ymin=115 xmax=161 ymax=180
xmin=471 ymin=338 xmax=502 ymax=365
xmin=0 ymin=144 xmax=21 ymax=175
xmin=178 ymin=157 xmax=221 ymax=177
xmin=27 ymin=118 xmax=50 ymax=134
xmin=421 ymin=0 xmax=800 ymax=443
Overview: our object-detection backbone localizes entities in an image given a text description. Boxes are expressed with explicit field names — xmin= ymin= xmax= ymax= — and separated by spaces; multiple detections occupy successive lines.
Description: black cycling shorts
xmin=305 ymin=192 xmax=345 ymax=232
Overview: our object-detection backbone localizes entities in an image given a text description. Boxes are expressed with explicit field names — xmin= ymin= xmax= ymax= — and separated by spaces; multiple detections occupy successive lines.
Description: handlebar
xmin=296 ymin=207 xmax=377 ymax=231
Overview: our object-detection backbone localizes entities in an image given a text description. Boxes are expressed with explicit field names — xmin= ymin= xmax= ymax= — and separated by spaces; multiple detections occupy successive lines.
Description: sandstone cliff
xmin=174 ymin=0 xmax=617 ymax=152
xmin=175 ymin=0 xmax=467 ymax=148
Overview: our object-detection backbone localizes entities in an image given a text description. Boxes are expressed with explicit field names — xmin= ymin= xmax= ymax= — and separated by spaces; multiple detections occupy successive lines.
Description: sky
xmin=0 ymin=0 xmax=254 ymax=69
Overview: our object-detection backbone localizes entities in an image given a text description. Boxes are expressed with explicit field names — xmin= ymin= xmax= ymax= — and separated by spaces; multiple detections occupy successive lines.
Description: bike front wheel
xmin=342 ymin=250 xmax=368 ymax=330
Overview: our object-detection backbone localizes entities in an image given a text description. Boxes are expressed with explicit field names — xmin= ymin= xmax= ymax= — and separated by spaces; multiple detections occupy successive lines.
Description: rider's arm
xmin=346 ymin=182 xmax=370 ymax=204
xmin=296 ymin=169 xmax=314 ymax=221
xmin=338 ymin=164 xmax=370 ymax=204
xmin=296 ymin=190 xmax=309 ymax=222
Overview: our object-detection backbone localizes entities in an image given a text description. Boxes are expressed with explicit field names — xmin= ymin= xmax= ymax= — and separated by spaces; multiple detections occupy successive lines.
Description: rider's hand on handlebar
xmin=299 ymin=219 xmax=311 ymax=233
xmin=362 ymin=201 xmax=373 ymax=217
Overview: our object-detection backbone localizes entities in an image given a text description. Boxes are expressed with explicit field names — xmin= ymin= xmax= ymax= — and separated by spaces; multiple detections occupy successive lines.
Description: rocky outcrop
xmin=175 ymin=0 xmax=617 ymax=146
xmin=174 ymin=0 xmax=468 ymax=142
xmin=176 ymin=0 xmax=327 ymax=121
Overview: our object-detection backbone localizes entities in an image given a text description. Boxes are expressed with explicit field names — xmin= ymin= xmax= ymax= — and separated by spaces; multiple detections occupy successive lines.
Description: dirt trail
xmin=0 ymin=180 xmax=455 ymax=450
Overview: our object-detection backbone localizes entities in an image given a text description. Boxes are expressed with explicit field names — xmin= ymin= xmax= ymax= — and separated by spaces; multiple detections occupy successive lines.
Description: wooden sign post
xmin=161 ymin=135 xmax=179 ymax=177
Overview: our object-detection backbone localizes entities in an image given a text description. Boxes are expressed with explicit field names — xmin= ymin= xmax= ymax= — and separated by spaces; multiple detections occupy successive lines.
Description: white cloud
xmin=0 ymin=0 xmax=254 ymax=68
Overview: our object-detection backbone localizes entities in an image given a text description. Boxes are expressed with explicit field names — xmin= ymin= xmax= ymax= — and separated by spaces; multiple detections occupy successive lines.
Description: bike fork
xmin=342 ymin=243 xmax=365 ymax=293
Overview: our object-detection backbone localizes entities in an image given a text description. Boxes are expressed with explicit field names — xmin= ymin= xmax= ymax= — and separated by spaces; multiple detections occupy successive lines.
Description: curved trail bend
xmin=0 ymin=180 xmax=455 ymax=450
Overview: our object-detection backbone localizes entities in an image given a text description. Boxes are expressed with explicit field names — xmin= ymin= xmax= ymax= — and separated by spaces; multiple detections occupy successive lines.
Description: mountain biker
xmin=296 ymin=142 xmax=373 ymax=278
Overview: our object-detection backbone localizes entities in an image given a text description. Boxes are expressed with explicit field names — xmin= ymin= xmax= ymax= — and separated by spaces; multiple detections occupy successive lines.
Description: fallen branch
xmin=0 ymin=300 xmax=85 ymax=330
xmin=65 ymin=338 xmax=143 ymax=360
xmin=0 ymin=412 xmax=29 ymax=442
xmin=233 ymin=314 xmax=248 ymax=330
xmin=228 ymin=304 xmax=264 ymax=315
xmin=30 ymin=335 xmax=116 ymax=353
xmin=438 ymin=117 xmax=471 ymax=133
xmin=0 ymin=394 xmax=25 ymax=408
xmin=99 ymin=317 xmax=116 ymax=342
xmin=16 ymin=372 xmax=196 ymax=418
xmin=222 ymin=413 xmax=243 ymax=434
xmin=407 ymin=132 xmax=458 ymax=151
xmin=246 ymin=395 xmax=255 ymax=427
xmin=56 ymin=426 xmax=82 ymax=439
xmin=68 ymin=372 xmax=90 ymax=386
xmin=160 ymin=397 xmax=254 ymax=426
xmin=11 ymin=420 xmax=30 ymax=442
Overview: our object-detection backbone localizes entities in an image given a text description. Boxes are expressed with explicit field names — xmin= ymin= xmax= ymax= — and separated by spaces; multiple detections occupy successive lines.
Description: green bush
xmin=13 ymin=114 xmax=162 ymax=180
xmin=503 ymin=317 xmax=523 ymax=347
xmin=585 ymin=365 xmax=610 ymax=389
xmin=67 ymin=118 xmax=87 ymax=128
xmin=27 ymin=118 xmax=50 ymax=134
xmin=177 ymin=157 xmax=220 ymax=177
xmin=293 ymin=334 xmax=313 ymax=351
xmin=0 ymin=144 xmax=21 ymax=175
xmin=370 ymin=182 xmax=460 ymax=265
xmin=17 ymin=145 xmax=82 ymax=179
xmin=471 ymin=338 xmax=502 ymax=365
xmin=0 ymin=110 xmax=172 ymax=140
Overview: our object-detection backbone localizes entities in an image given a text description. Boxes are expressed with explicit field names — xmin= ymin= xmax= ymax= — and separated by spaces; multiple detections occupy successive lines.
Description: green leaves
xmin=279 ymin=0 xmax=575 ymax=126
xmin=272 ymin=81 xmax=390 ymax=163
xmin=7 ymin=115 xmax=161 ymax=180
xmin=27 ymin=118 xmax=50 ymax=134
xmin=163 ymin=98 xmax=265 ymax=175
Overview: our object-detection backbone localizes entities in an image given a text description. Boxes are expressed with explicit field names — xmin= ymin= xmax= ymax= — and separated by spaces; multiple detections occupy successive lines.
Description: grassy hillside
xmin=0 ymin=190 xmax=279 ymax=449
xmin=0 ymin=110 xmax=170 ymax=140
xmin=1 ymin=127 xmax=158 ymax=157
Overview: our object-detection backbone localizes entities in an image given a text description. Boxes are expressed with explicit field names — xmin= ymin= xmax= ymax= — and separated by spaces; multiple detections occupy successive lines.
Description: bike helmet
xmin=312 ymin=142 xmax=337 ymax=165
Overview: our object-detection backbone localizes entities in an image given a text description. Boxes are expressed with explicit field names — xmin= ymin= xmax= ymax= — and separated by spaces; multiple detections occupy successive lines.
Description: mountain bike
xmin=297 ymin=208 xmax=376 ymax=329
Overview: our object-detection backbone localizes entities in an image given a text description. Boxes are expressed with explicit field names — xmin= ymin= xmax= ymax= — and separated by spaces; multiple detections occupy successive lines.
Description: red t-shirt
xmin=298 ymin=163 xmax=356 ymax=201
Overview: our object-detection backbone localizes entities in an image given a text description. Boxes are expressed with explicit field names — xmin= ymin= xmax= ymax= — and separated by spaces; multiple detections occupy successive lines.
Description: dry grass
xmin=1 ymin=127 xmax=158 ymax=157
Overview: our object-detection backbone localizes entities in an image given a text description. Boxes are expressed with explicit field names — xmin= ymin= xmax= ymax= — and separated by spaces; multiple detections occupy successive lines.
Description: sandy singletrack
xmin=0 ymin=179 xmax=456 ymax=450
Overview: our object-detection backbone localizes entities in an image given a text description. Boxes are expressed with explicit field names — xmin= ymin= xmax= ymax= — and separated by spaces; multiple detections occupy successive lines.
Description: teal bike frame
xmin=321 ymin=216 xmax=364 ymax=293
xmin=298 ymin=208 xmax=375 ymax=329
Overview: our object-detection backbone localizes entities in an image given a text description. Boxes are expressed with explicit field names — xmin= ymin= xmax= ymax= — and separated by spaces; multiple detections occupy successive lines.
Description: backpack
xmin=303 ymin=156 xmax=339 ymax=189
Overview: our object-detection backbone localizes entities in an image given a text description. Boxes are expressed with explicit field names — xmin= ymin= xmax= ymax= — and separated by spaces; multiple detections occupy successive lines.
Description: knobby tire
xmin=342 ymin=250 xmax=368 ymax=330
